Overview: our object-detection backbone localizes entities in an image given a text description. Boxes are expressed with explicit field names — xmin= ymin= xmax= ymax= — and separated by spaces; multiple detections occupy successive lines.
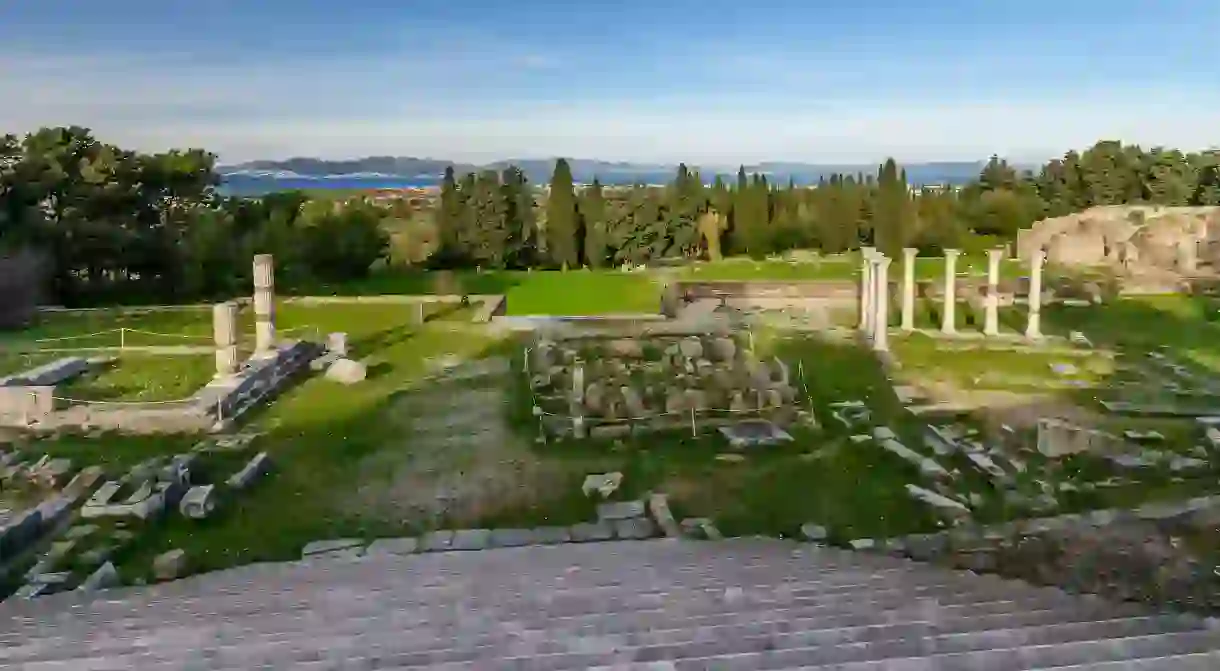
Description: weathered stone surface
xmin=581 ymin=472 xmax=623 ymax=498
xmin=530 ymin=526 xmax=572 ymax=545
xmin=325 ymin=358 xmax=368 ymax=384
xmin=77 ymin=561 xmax=119 ymax=592
xmin=648 ymin=493 xmax=682 ymax=538
xmin=597 ymin=500 xmax=646 ymax=521
xmin=152 ymin=549 xmax=188 ymax=581
xmin=419 ymin=530 xmax=455 ymax=552
xmin=179 ymin=485 xmax=217 ymax=519
xmin=366 ymin=537 xmax=419 ymax=556
xmin=226 ymin=451 xmax=272 ymax=490
xmin=487 ymin=528 xmax=536 ymax=548
xmin=606 ymin=339 xmax=644 ymax=358
xmin=800 ymin=522 xmax=829 ymax=542
xmin=570 ymin=522 xmax=615 ymax=542
xmin=450 ymin=529 xmax=491 ymax=551
xmin=302 ymin=538 xmax=364 ymax=557
xmin=613 ymin=517 xmax=657 ymax=539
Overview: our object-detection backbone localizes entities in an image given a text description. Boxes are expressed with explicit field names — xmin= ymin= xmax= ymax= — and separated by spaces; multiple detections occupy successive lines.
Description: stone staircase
xmin=3 ymin=538 xmax=1220 ymax=669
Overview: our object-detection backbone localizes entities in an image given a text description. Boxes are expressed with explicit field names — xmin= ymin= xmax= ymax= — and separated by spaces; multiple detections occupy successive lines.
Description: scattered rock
xmin=581 ymin=472 xmax=623 ymax=499
xmin=152 ymin=549 xmax=188 ymax=581
xmin=324 ymin=358 xmax=368 ymax=384
xmin=648 ymin=493 xmax=682 ymax=538
xmin=800 ymin=523 xmax=829 ymax=542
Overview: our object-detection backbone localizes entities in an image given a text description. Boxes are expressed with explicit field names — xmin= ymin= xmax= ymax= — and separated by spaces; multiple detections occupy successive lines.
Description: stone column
xmin=873 ymin=256 xmax=891 ymax=352
xmin=212 ymin=301 xmax=239 ymax=378
xmin=941 ymin=249 xmax=960 ymax=334
xmin=859 ymin=247 xmax=876 ymax=333
xmin=252 ymin=254 xmax=276 ymax=356
xmin=1025 ymin=249 xmax=1045 ymax=340
xmin=571 ymin=360 xmax=586 ymax=439
xmin=901 ymin=247 xmax=917 ymax=332
xmin=984 ymin=248 xmax=1003 ymax=336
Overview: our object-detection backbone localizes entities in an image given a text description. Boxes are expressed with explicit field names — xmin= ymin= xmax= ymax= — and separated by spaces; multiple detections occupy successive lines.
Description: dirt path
xmin=344 ymin=358 xmax=570 ymax=527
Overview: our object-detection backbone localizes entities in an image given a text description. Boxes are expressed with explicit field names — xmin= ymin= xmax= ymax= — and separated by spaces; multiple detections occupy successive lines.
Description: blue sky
xmin=1 ymin=0 xmax=1217 ymax=164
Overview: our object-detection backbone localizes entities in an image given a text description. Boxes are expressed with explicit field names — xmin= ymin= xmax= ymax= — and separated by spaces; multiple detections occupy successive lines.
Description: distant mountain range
xmin=217 ymin=157 xmax=1015 ymax=196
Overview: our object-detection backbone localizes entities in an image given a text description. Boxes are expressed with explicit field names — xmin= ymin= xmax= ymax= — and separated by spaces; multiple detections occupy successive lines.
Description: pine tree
xmin=581 ymin=178 xmax=606 ymax=268
xmin=545 ymin=158 xmax=579 ymax=268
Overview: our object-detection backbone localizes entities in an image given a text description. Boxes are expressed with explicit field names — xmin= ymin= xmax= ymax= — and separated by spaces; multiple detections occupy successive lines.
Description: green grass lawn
xmin=294 ymin=268 xmax=662 ymax=316
xmin=0 ymin=352 xmax=69 ymax=377
xmin=57 ymin=355 xmax=216 ymax=402
xmin=892 ymin=333 xmax=1114 ymax=391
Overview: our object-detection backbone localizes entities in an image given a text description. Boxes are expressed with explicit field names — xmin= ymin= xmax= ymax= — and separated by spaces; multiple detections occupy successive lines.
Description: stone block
xmin=597 ymin=500 xmax=646 ymax=521
xmin=530 ymin=526 xmax=571 ymax=545
xmin=613 ymin=517 xmax=657 ymax=540
xmin=450 ymin=529 xmax=491 ymax=551
xmin=179 ymin=485 xmax=217 ymax=519
xmin=153 ymin=549 xmax=188 ymax=581
xmin=78 ymin=561 xmax=119 ymax=592
xmin=581 ymin=472 xmax=623 ymax=498
xmin=325 ymin=358 xmax=367 ymax=384
xmin=800 ymin=522 xmax=829 ymax=542
xmin=226 ymin=451 xmax=272 ymax=490
xmin=419 ymin=530 xmax=455 ymax=552
xmin=570 ymin=522 xmax=614 ymax=542
xmin=488 ymin=528 xmax=536 ymax=548
xmin=327 ymin=332 xmax=349 ymax=356
xmin=648 ymin=493 xmax=681 ymax=538
xmin=366 ymin=537 xmax=418 ymax=556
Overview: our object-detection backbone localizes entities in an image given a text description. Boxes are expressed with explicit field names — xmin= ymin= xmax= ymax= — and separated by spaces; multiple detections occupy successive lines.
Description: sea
xmin=219 ymin=171 xmax=730 ymax=197
xmin=218 ymin=168 xmax=978 ymax=198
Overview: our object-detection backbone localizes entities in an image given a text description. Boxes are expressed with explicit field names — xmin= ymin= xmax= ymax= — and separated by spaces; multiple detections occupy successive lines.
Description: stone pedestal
xmin=212 ymin=302 xmax=239 ymax=378
xmin=873 ymin=257 xmax=891 ymax=352
xmin=1025 ymin=250 xmax=1045 ymax=340
xmin=253 ymin=255 xmax=276 ymax=356
xmin=901 ymin=247 xmax=917 ymax=332
xmin=984 ymin=248 xmax=1003 ymax=336
xmin=859 ymin=247 xmax=876 ymax=334
xmin=941 ymin=249 xmax=960 ymax=334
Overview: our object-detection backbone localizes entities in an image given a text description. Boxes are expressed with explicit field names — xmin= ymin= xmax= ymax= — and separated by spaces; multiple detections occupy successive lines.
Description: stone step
xmin=0 ymin=540 xmax=1206 ymax=669
xmin=5 ymin=567 xmax=1076 ymax=645
xmin=0 ymin=580 xmax=1150 ymax=666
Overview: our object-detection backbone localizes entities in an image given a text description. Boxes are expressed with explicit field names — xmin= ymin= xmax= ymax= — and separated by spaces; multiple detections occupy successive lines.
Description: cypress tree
xmin=581 ymin=178 xmax=606 ymax=268
xmin=545 ymin=158 xmax=579 ymax=268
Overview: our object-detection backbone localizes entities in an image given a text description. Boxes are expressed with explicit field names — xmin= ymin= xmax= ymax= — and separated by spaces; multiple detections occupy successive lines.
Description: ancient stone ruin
xmin=1016 ymin=205 xmax=1220 ymax=280
xmin=0 ymin=255 xmax=333 ymax=434
xmin=858 ymin=247 xmax=1049 ymax=352
xmin=526 ymin=332 xmax=801 ymax=441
